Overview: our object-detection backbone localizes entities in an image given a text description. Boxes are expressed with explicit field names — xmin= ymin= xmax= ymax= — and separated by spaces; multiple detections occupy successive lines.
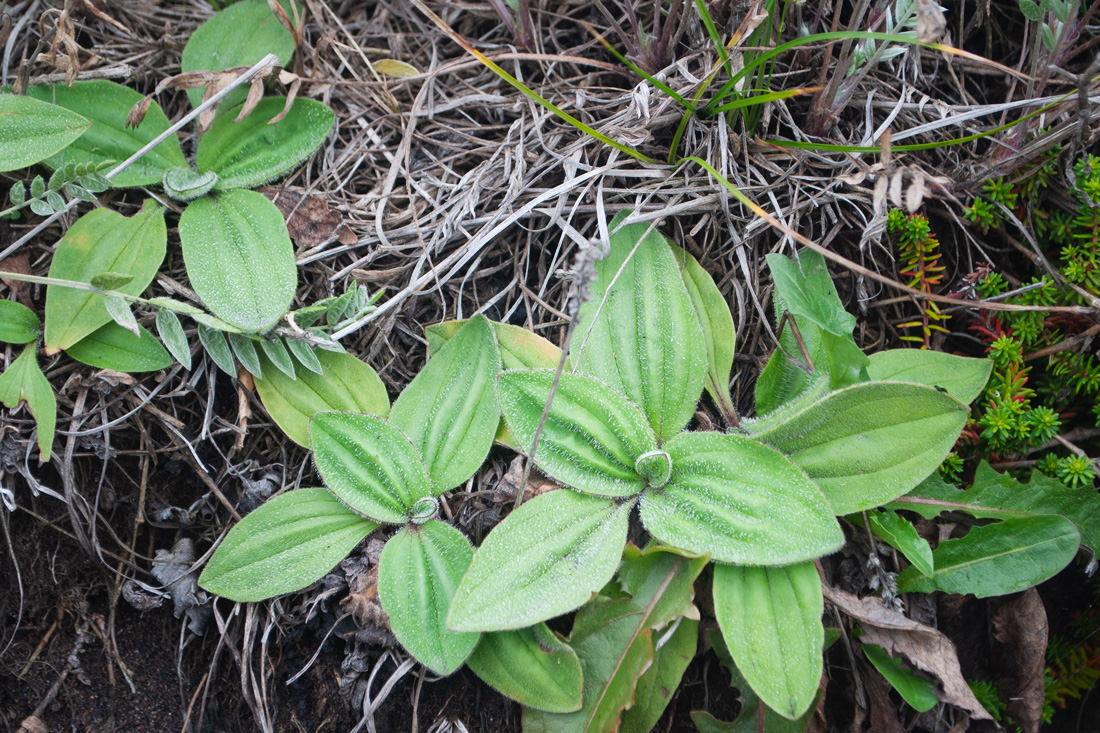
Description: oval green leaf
xmin=499 ymin=370 xmax=655 ymax=497
xmin=310 ymin=412 xmax=430 ymax=524
xmin=390 ymin=315 xmax=500 ymax=493
xmin=0 ymin=301 xmax=41 ymax=345
xmin=749 ymin=381 xmax=970 ymax=515
xmin=641 ymin=432 xmax=843 ymax=565
xmin=179 ymin=189 xmax=297 ymax=332
xmin=65 ymin=322 xmax=172 ymax=373
xmin=198 ymin=487 xmax=378 ymax=602
xmin=466 ymin=624 xmax=583 ymax=713
xmin=44 ymin=200 xmax=167 ymax=352
xmin=867 ymin=349 xmax=992 ymax=404
xmin=448 ymin=490 xmax=632 ymax=632
xmin=0 ymin=343 xmax=56 ymax=461
xmin=713 ymin=561 xmax=824 ymax=720
xmin=0 ymin=93 xmax=90 ymax=172
xmin=378 ymin=521 xmax=479 ymax=675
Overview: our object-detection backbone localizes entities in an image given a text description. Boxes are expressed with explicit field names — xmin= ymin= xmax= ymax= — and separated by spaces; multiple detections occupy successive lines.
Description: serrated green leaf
xmin=0 ymin=343 xmax=56 ymax=460
xmin=197 ymin=322 xmax=236 ymax=375
xmin=0 ymin=93 xmax=90 ymax=172
xmin=104 ymin=295 xmax=139 ymax=336
xmin=499 ymin=370 xmax=655 ymax=498
xmin=197 ymin=97 xmax=334 ymax=190
xmin=448 ymin=490 xmax=632 ymax=632
xmin=466 ymin=624 xmax=583 ymax=714
xmin=253 ymin=349 xmax=388 ymax=446
xmin=621 ymin=617 xmax=699 ymax=733
xmin=284 ymin=337 xmax=322 ymax=374
xmin=0 ymin=301 xmax=41 ymax=345
xmin=65 ymin=322 xmax=172 ymax=373
xmin=749 ymin=381 xmax=969 ymax=515
xmin=390 ymin=315 xmax=500 ymax=493
xmin=640 ymin=432 xmax=843 ymax=565
xmin=714 ymin=561 xmax=823 ymax=720
xmin=861 ymin=643 xmax=938 ymax=712
xmin=767 ymin=249 xmax=856 ymax=338
xmin=198 ymin=487 xmax=377 ymax=602
xmin=378 ymin=521 xmax=479 ymax=675
xmin=25 ymin=81 xmax=186 ymax=187
xmin=866 ymin=509 xmax=933 ymax=577
xmin=896 ymin=514 xmax=1079 ymax=598
xmin=573 ymin=211 xmax=707 ymax=442
xmin=310 ymin=412 xmax=431 ymax=524
xmin=258 ymin=337 xmax=295 ymax=380
xmin=866 ymin=350 xmax=992 ymax=404
xmin=179 ymin=189 xmax=297 ymax=332
xmin=426 ymin=318 xmax=566 ymax=370
xmin=89 ymin=272 xmax=135 ymax=290
xmin=155 ymin=310 xmax=192 ymax=370
xmin=44 ymin=200 xmax=167 ymax=352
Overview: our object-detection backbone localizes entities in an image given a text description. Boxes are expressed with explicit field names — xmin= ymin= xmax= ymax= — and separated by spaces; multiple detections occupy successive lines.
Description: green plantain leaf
xmin=25 ymin=81 xmax=187 ymax=187
xmin=466 ymin=624 xmax=583 ymax=713
xmin=0 ymin=93 xmax=90 ymax=172
xmin=65 ymin=322 xmax=172 ymax=373
xmin=0 ymin=301 xmax=41 ymax=345
xmin=713 ymin=561 xmax=823 ymax=720
xmin=867 ymin=349 xmax=992 ymax=404
xmin=896 ymin=514 xmax=1079 ymax=598
xmin=390 ymin=315 xmax=500 ymax=493
xmin=310 ymin=412 xmax=431 ymax=524
xmin=44 ymin=200 xmax=167 ymax=352
xmin=573 ymin=211 xmax=706 ymax=442
xmin=197 ymin=97 xmax=334 ymax=190
xmin=0 ymin=343 xmax=56 ymax=460
xmin=640 ymin=432 xmax=843 ymax=565
xmin=748 ymin=381 xmax=970 ymax=515
xmin=865 ymin=509 xmax=934 ymax=577
xmin=861 ymin=643 xmax=938 ymax=712
xmin=198 ymin=487 xmax=377 ymax=602
xmin=498 ymin=370 xmax=655 ymax=498
xmin=448 ymin=490 xmax=632 ymax=632
xmin=378 ymin=520 xmax=479 ymax=675
xmin=426 ymin=318 xmax=566 ymax=370
xmin=253 ymin=349 xmax=388 ymax=447
xmin=179 ymin=189 xmax=297 ymax=332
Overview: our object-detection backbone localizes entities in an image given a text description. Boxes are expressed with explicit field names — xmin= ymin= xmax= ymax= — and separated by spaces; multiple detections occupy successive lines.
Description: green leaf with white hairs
xmin=259 ymin=337 xmax=295 ymax=380
xmin=378 ymin=520 xmax=479 ymax=675
xmin=0 ymin=343 xmax=56 ymax=460
xmin=573 ymin=211 xmax=707 ymax=442
xmin=163 ymin=167 xmax=218 ymax=201
xmin=155 ymin=310 xmax=191 ymax=370
xmin=104 ymin=295 xmax=139 ymax=337
xmin=198 ymin=487 xmax=378 ymax=602
xmin=310 ymin=412 xmax=431 ymax=524
xmin=867 ymin=349 xmax=992 ymax=404
xmin=498 ymin=370 xmax=656 ymax=498
xmin=89 ymin=272 xmax=135 ymax=291
xmin=390 ymin=315 xmax=500 ymax=493
xmin=0 ymin=93 xmax=90 ymax=172
xmin=228 ymin=332 xmax=263 ymax=378
xmin=714 ymin=561 xmax=824 ymax=720
xmin=65 ymin=323 xmax=172 ymax=373
xmin=448 ymin=490 xmax=632 ymax=632
xmin=427 ymin=318 xmax=567 ymax=370
xmin=466 ymin=624 xmax=583 ymax=713
xmin=0 ymin=301 xmax=41 ymax=345
xmin=640 ymin=432 xmax=843 ymax=565
xmin=148 ymin=297 xmax=206 ymax=316
xmin=284 ymin=337 xmax=322 ymax=374
xmin=179 ymin=189 xmax=297 ymax=332
xmin=197 ymin=323 xmax=236 ymax=375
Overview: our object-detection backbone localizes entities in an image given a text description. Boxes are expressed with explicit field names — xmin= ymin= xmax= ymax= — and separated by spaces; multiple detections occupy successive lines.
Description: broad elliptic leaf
xmin=448 ymin=490 xmax=632 ymax=632
xmin=867 ymin=349 xmax=992 ymax=404
xmin=310 ymin=412 xmax=431 ymax=524
xmin=25 ymin=81 xmax=187 ymax=187
xmin=44 ymin=200 xmax=167 ymax=352
xmin=861 ymin=643 xmax=938 ymax=712
xmin=65 ymin=322 xmax=172 ymax=373
xmin=180 ymin=0 xmax=298 ymax=109
xmin=0 ymin=93 xmax=90 ymax=172
xmin=749 ymin=381 xmax=970 ymax=515
xmin=713 ymin=561 xmax=824 ymax=720
xmin=390 ymin=315 xmax=500 ymax=493
xmin=378 ymin=521 xmax=479 ymax=675
xmin=254 ymin=349 xmax=388 ymax=446
xmin=197 ymin=97 xmax=335 ymax=190
xmin=896 ymin=514 xmax=1079 ymax=598
xmin=865 ymin=508 xmax=933 ymax=578
xmin=641 ymin=432 xmax=843 ymax=565
xmin=0 ymin=301 xmax=41 ymax=345
xmin=573 ymin=211 xmax=706 ymax=442
xmin=499 ymin=370 xmax=656 ymax=498
xmin=198 ymin=487 xmax=377 ymax=602
xmin=672 ymin=245 xmax=736 ymax=423
xmin=466 ymin=624 xmax=583 ymax=713
xmin=0 ymin=343 xmax=56 ymax=460
xmin=179 ymin=189 xmax=297 ymax=332
xmin=427 ymin=318 xmax=566 ymax=370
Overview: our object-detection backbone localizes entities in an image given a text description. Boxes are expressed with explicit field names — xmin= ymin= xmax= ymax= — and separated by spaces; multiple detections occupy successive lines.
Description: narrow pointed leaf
xmin=197 ymin=323 xmax=236 ymax=375
xmin=499 ymin=370 xmax=655 ymax=497
xmin=156 ymin=310 xmax=192 ymax=369
xmin=867 ymin=349 xmax=992 ymax=404
xmin=714 ymin=561 xmax=824 ymax=720
xmin=448 ymin=490 xmax=632 ymax=632
xmin=310 ymin=412 xmax=430 ymax=523
xmin=104 ymin=295 xmax=139 ymax=336
xmin=0 ymin=344 xmax=56 ymax=460
xmin=378 ymin=521 xmax=479 ymax=675
xmin=865 ymin=509 xmax=933 ymax=577
xmin=66 ymin=322 xmax=172 ymax=373
xmin=640 ymin=432 xmax=843 ymax=565
xmin=466 ymin=624 xmax=583 ymax=713
xmin=44 ymin=200 xmax=167 ymax=352
xmin=198 ymin=487 xmax=377 ymax=602
xmin=259 ymin=337 xmax=295 ymax=379
xmin=179 ymin=189 xmax=297 ymax=332
xmin=0 ymin=93 xmax=90 ymax=172
xmin=861 ymin=643 xmax=938 ymax=712
xmin=573 ymin=211 xmax=706 ymax=442
xmin=390 ymin=315 xmax=500 ymax=493
xmin=0 ymin=301 xmax=41 ymax=345
xmin=427 ymin=318 xmax=567 ymax=370
xmin=621 ymin=617 xmax=699 ymax=733
xmin=284 ymin=337 xmax=322 ymax=374
xmin=228 ymin=332 xmax=263 ymax=378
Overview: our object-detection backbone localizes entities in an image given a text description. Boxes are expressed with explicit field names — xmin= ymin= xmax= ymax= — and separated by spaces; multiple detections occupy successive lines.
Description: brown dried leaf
xmin=235 ymin=78 xmax=266 ymax=122
xmin=916 ymin=0 xmax=948 ymax=43
xmin=267 ymin=77 xmax=300 ymax=125
xmin=993 ymin=589 xmax=1047 ymax=733
xmin=342 ymin=565 xmax=389 ymax=628
xmin=0 ymin=254 xmax=34 ymax=307
xmin=262 ymin=188 xmax=353 ymax=246
xmin=127 ymin=96 xmax=152 ymax=129
xmin=495 ymin=455 xmax=557 ymax=504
